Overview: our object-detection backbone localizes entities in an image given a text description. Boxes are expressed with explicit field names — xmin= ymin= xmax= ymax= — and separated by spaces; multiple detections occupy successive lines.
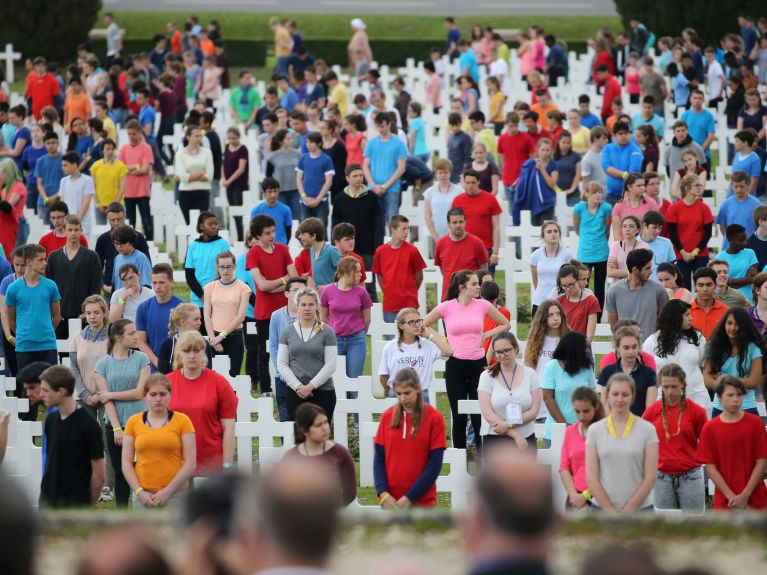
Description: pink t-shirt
xmin=118 ymin=142 xmax=154 ymax=199
xmin=560 ymin=422 xmax=588 ymax=492
xmin=610 ymin=196 xmax=659 ymax=237
xmin=608 ymin=238 xmax=650 ymax=275
xmin=436 ymin=298 xmax=491 ymax=360
xmin=599 ymin=350 xmax=657 ymax=371
xmin=320 ymin=283 xmax=372 ymax=337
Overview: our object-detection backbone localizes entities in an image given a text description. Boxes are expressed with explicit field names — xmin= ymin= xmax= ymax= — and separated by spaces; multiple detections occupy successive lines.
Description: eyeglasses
xmin=218 ymin=265 xmax=234 ymax=271
xmin=494 ymin=348 xmax=514 ymax=355
xmin=561 ymin=282 xmax=577 ymax=289
xmin=404 ymin=319 xmax=424 ymax=326
xmin=120 ymin=274 xmax=137 ymax=282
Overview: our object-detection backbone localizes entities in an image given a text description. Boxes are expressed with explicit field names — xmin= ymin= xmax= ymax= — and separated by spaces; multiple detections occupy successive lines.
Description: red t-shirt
xmin=601 ymin=77 xmax=622 ymax=120
xmin=497 ymin=131 xmax=535 ymax=186
xmin=167 ymin=368 xmax=238 ymax=475
xmin=643 ymin=400 xmax=707 ymax=475
xmin=658 ymin=197 xmax=672 ymax=238
xmin=664 ymin=199 xmax=714 ymax=258
xmin=696 ymin=413 xmax=767 ymax=509
xmin=434 ymin=233 xmax=488 ymax=301
xmin=451 ymin=191 xmax=503 ymax=249
xmin=343 ymin=251 xmax=367 ymax=284
xmin=245 ymin=242 xmax=293 ymax=320
xmin=527 ymin=128 xmax=551 ymax=148
xmin=294 ymin=248 xmax=311 ymax=278
xmin=26 ymin=73 xmax=60 ymax=120
xmin=483 ymin=305 xmax=511 ymax=360
xmin=372 ymin=242 xmax=427 ymax=312
xmin=38 ymin=230 xmax=88 ymax=257
xmin=556 ymin=293 xmax=601 ymax=335
xmin=374 ymin=403 xmax=447 ymax=507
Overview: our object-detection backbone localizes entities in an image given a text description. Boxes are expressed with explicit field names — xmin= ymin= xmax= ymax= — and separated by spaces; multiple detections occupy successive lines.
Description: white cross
xmin=2 ymin=44 xmax=22 ymax=84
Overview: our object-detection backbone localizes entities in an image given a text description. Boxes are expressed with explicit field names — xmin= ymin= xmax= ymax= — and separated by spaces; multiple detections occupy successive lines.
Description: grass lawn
xmin=101 ymin=11 xmax=621 ymax=42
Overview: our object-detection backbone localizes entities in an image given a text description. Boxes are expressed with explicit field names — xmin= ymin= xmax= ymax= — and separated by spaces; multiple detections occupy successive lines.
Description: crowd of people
xmin=1 ymin=10 xmax=767 ymax=517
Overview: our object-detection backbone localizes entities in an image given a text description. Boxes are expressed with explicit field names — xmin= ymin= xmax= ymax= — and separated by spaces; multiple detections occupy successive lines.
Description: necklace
xmin=607 ymin=413 xmax=635 ymax=438
xmin=303 ymin=440 xmax=327 ymax=456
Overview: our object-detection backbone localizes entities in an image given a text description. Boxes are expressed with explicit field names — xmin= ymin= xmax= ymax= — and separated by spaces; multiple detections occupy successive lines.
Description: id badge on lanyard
xmin=506 ymin=402 xmax=523 ymax=425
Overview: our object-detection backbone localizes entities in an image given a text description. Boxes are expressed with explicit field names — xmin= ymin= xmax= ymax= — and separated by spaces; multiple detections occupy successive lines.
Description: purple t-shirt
xmin=320 ymin=283 xmax=372 ymax=336
xmin=436 ymin=297 xmax=491 ymax=360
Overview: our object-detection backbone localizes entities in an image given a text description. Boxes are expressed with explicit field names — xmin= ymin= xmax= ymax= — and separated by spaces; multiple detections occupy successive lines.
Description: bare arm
xmin=221 ymin=419 xmax=235 ymax=465
xmin=543 ymin=388 xmax=566 ymax=423
xmin=89 ymin=459 xmax=105 ymax=506
xmin=137 ymin=331 xmax=158 ymax=367
xmin=706 ymin=462 xmax=736 ymax=501
xmin=51 ymin=300 xmax=61 ymax=329
xmin=424 ymin=199 xmax=440 ymax=242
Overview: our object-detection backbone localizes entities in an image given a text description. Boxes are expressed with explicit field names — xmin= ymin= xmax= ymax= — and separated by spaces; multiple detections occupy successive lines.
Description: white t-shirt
xmin=58 ymin=174 xmax=95 ymax=235
xmin=378 ymin=337 xmax=445 ymax=391
xmin=423 ymin=184 xmax=464 ymax=238
xmin=110 ymin=286 xmax=155 ymax=322
xmin=529 ymin=245 xmax=573 ymax=305
xmin=478 ymin=365 xmax=540 ymax=438
xmin=488 ymin=58 xmax=511 ymax=95
xmin=534 ymin=335 xmax=560 ymax=418
xmin=707 ymin=60 xmax=724 ymax=100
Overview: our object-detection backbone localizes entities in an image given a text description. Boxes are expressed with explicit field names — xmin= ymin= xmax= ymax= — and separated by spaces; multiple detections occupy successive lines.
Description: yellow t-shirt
xmin=329 ymin=82 xmax=349 ymax=116
xmin=90 ymin=159 xmax=128 ymax=207
xmin=275 ymin=26 xmax=292 ymax=58
xmin=124 ymin=410 xmax=195 ymax=492
xmin=570 ymin=125 xmax=592 ymax=155
xmin=488 ymin=91 xmax=507 ymax=123
xmin=102 ymin=117 xmax=117 ymax=142
xmin=476 ymin=128 xmax=498 ymax=162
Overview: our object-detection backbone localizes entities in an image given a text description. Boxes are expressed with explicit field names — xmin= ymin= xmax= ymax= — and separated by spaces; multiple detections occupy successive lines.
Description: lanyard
xmin=300 ymin=321 xmax=317 ymax=343
xmin=499 ymin=363 xmax=518 ymax=395
xmin=607 ymin=413 xmax=634 ymax=439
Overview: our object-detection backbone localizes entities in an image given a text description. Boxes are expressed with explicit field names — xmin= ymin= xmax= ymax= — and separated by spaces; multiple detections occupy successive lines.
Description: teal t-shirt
xmin=236 ymin=251 xmax=257 ymax=319
xmin=711 ymin=341 xmax=763 ymax=411
xmin=309 ymin=244 xmax=341 ymax=286
xmin=186 ymin=237 xmax=232 ymax=307
xmin=408 ymin=117 xmax=429 ymax=156
xmin=541 ymin=360 xmax=595 ymax=439
xmin=573 ymin=201 xmax=612 ymax=263
xmin=5 ymin=276 xmax=61 ymax=352
xmin=95 ymin=351 xmax=150 ymax=426
xmin=715 ymin=248 xmax=759 ymax=302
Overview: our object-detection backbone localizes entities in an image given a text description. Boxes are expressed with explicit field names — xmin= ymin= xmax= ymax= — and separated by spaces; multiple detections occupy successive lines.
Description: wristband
xmin=113 ymin=426 xmax=122 ymax=432
xmin=378 ymin=492 xmax=390 ymax=506
xmin=691 ymin=248 xmax=700 ymax=256
xmin=222 ymin=462 xmax=234 ymax=470
xmin=582 ymin=489 xmax=593 ymax=501
xmin=135 ymin=487 xmax=144 ymax=496
xmin=428 ymin=334 xmax=435 ymax=341
xmin=507 ymin=423 xmax=514 ymax=429
xmin=6 ymin=335 xmax=13 ymax=342
xmin=622 ymin=171 xmax=629 ymax=180
xmin=491 ymin=252 xmax=499 ymax=257
xmin=118 ymin=298 xmax=126 ymax=305
xmin=281 ymin=277 xmax=287 ymax=286
xmin=220 ymin=329 xmax=228 ymax=337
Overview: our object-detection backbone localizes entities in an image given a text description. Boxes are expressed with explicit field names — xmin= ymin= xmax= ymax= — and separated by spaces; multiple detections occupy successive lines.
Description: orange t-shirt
xmin=124 ymin=411 xmax=195 ymax=492
xmin=483 ymin=304 xmax=512 ymax=363
xmin=63 ymin=92 xmax=91 ymax=131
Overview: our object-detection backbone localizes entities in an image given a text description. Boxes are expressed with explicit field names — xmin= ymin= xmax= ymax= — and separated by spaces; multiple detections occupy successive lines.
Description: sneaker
xmin=99 ymin=486 xmax=113 ymax=502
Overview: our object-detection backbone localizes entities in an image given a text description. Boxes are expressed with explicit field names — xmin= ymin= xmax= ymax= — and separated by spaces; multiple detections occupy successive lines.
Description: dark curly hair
xmin=653 ymin=300 xmax=701 ymax=357
xmin=707 ymin=307 xmax=767 ymax=376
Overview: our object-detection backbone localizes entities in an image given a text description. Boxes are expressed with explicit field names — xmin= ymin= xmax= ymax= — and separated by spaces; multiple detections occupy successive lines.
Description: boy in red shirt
xmin=497 ymin=111 xmax=535 ymax=207
xmin=293 ymin=219 xmax=313 ymax=282
xmin=451 ymin=169 xmax=502 ymax=272
xmin=596 ymin=65 xmax=622 ymax=122
xmin=25 ymin=57 xmax=60 ymax=121
xmin=372 ymin=215 xmax=427 ymax=323
xmin=696 ymin=376 xmax=767 ymax=510
xmin=331 ymin=222 xmax=367 ymax=285
xmin=38 ymin=200 xmax=88 ymax=256
xmin=434 ymin=208 xmax=488 ymax=301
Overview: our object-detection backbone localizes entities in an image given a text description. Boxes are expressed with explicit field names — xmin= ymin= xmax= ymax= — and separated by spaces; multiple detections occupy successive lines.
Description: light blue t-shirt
xmin=573 ymin=201 xmax=612 ymax=263
xmin=711 ymin=341 xmax=762 ymax=411
xmin=185 ymin=237 xmax=232 ymax=307
xmin=408 ymin=116 xmax=429 ymax=156
xmin=250 ymin=201 xmax=293 ymax=245
xmin=541 ymin=360 xmax=595 ymax=440
xmin=138 ymin=105 xmax=156 ymax=144
xmin=715 ymin=194 xmax=762 ymax=249
xmin=459 ymin=50 xmax=479 ymax=82
xmin=4 ymin=276 xmax=61 ymax=352
xmin=730 ymin=152 xmax=762 ymax=196
xmin=715 ymin=248 xmax=759 ymax=302
xmin=644 ymin=235 xmax=676 ymax=280
xmin=94 ymin=351 xmax=150 ymax=426
xmin=235 ymin=251 xmax=257 ymax=319
xmin=672 ymin=74 xmax=690 ymax=107
xmin=630 ymin=113 xmax=664 ymax=136
xmin=112 ymin=250 xmax=153 ymax=290
xmin=363 ymin=136 xmax=408 ymax=193
xmin=681 ymin=108 xmax=715 ymax=158
xmin=309 ymin=243 xmax=341 ymax=286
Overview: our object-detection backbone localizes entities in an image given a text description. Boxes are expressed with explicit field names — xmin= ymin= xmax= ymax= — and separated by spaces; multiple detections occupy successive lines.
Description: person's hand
xmin=513 ymin=435 xmax=528 ymax=449
xmin=85 ymin=395 xmax=99 ymax=407
xmin=97 ymin=390 xmax=111 ymax=402
xmin=728 ymin=492 xmax=749 ymax=510
xmin=492 ymin=421 xmax=508 ymax=435
xmin=99 ymin=205 xmax=107 ymax=214
xmin=535 ymin=159 xmax=543 ymax=171
xmin=209 ymin=335 xmax=223 ymax=347
xmin=221 ymin=179 xmax=229 ymax=188
xmin=381 ymin=494 xmax=397 ymax=509
xmin=138 ymin=490 xmax=155 ymax=507
xmin=213 ymin=343 xmax=224 ymax=353
xmin=489 ymin=253 xmax=499 ymax=266
xmin=396 ymin=496 xmax=412 ymax=509
xmin=5 ymin=335 xmax=15 ymax=347
xmin=569 ymin=493 xmax=588 ymax=509
xmin=113 ymin=429 xmax=123 ymax=446
xmin=150 ymin=488 xmax=171 ymax=506
xmin=296 ymin=384 xmax=314 ymax=400
xmin=371 ymin=183 xmax=385 ymax=196
xmin=381 ymin=382 xmax=390 ymax=396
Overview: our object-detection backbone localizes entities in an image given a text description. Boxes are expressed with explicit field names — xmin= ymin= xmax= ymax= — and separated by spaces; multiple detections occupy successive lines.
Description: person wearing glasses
xmin=203 ymin=251 xmax=252 ymax=378
xmin=555 ymin=264 xmax=600 ymax=346
xmin=110 ymin=224 xmax=152 ymax=291
xmin=109 ymin=263 xmax=155 ymax=322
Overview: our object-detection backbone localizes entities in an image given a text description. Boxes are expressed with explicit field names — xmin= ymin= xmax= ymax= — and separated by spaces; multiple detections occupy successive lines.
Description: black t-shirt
xmin=40 ymin=406 xmax=104 ymax=508
xmin=18 ymin=400 xmax=42 ymax=422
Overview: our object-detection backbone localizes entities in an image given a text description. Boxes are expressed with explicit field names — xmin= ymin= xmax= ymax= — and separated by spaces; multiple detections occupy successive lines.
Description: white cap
xmin=351 ymin=18 xmax=366 ymax=30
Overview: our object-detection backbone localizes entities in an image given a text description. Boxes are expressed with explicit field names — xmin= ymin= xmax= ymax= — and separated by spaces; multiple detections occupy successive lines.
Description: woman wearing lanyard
xmin=586 ymin=373 xmax=659 ymax=512
xmin=643 ymin=364 xmax=707 ymax=513
xmin=478 ymin=332 xmax=542 ymax=450
xmin=423 ymin=269 xmax=510 ymax=450
xmin=203 ymin=251 xmax=252 ymax=377
xmin=560 ymin=387 xmax=604 ymax=510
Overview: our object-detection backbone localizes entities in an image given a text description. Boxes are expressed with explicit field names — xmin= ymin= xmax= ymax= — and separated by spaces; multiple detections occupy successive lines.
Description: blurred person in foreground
xmin=76 ymin=525 xmax=173 ymax=575
xmin=0 ymin=473 xmax=35 ymax=575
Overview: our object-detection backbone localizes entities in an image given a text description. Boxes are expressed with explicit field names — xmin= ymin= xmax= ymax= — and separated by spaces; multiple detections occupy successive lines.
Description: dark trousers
xmin=157 ymin=117 xmax=176 ymax=167
xmin=445 ymin=356 xmax=485 ymax=449
xmin=214 ymin=329 xmax=244 ymax=377
xmin=125 ymin=197 xmax=154 ymax=241
xmin=226 ymin=187 xmax=245 ymax=241
xmin=106 ymin=425 xmax=130 ymax=507
xmin=244 ymin=318 xmax=258 ymax=381
xmin=17 ymin=349 xmax=58 ymax=374
xmin=275 ymin=376 xmax=289 ymax=421
xmin=179 ymin=190 xmax=211 ymax=225
xmin=585 ymin=261 xmax=607 ymax=311
xmin=676 ymin=256 xmax=708 ymax=291
xmin=254 ymin=319 xmax=272 ymax=393
xmin=531 ymin=208 xmax=555 ymax=226
xmin=361 ymin=253 xmax=378 ymax=303
xmin=286 ymin=387 xmax=337 ymax=423
xmin=3 ymin=336 xmax=18 ymax=380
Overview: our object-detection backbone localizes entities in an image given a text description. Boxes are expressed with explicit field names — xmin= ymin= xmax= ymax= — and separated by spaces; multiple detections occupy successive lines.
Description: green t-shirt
xmin=230 ymin=86 xmax=262 ymax=122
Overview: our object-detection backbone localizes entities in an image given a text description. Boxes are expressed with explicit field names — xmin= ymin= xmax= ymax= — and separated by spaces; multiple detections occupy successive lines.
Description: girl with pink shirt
xmin=625 ymin=52 xmax=641 ymax=104
xmin=607 ymin=215 xmax=649 ymax=281
xmin=530 ymin=26 xmax=546 ymax=72
xmin=559 ymin=386 xmax=604 ymax=509
xmin=423 ymin=269 xmax=510 ymax=449
xmin=342 ymin=114 xmax=367 ymax=166
xmin=610 ymin=172 xmax=659 ymax=240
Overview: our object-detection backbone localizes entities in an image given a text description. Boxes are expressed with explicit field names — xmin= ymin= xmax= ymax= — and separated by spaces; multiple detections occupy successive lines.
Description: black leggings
xmin=244 ymin=318 xmax=259 ymax=383
xmin=286 ymin=387 xmax=337 ymax=422
xmin=226 ymin=187 xmax=246 ymax=242
xmin=179 ymin=190 xmax=210 ymax=225
xmin=585 ymin=261 xmax=607 ymax=311
xmin=125 ymin=197 xmax=154 ymax=241
xmin=254 ymin=318 xmax=272 ymax=393
xmin=106 ymin=425 xmax=130 ymax=507
xmin=445 ymin=356 xmax=485 ymax=449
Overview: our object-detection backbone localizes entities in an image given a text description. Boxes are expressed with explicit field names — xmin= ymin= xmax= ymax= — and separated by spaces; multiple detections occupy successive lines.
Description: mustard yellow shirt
xmin=90 ymin=158 xmax=128 ymax=207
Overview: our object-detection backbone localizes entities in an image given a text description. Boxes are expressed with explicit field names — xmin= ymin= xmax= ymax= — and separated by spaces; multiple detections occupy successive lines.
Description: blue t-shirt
xmin=573 ymin=201 xmax=612 ymax=262
xmin=0 ymin=272 xmax=19 ymax=296
xmin=94 ymin=351 xmax=150 ymax=425
xmin=715 ymin=248 xmax=759 ymax=301
xmin=22 ymin=144 xmax=47 ymax=189
xmin=280 ymin=89 xmax=299 ymax=112
xmin=35 ymin=153 xmax=64 ymax=196
xmin=712 ymin=341 xmax=762 ymax=411
xmin=459 ymin=50 xmax=479 ymax=82
xmin=363 ymin=136 xmax=408 ymax=193
xmin=112 ymin=250 xmax=153 ymax=290
xmin=135 ymin=295 xmax=184 ymax=357
xmin=10 ymin=126 xmax=31 ymax=173
xmin=185 ymin=237 xmax=232 ymax=307
xmin=730 ymin=152 xmax=762 ymax=196
xmin=0 ymin=260 xmax=12 ymax=285
xmin=601 ymin=140 xmax=643 ymax=196
xmin=630 ymin=113 xmax=664 ymax=136
xmin=681 ymin=108 xmax=716 ymax=157
xmin=645 ymin=236 xmax=676 ymax=280
xmin=5 ymin=276 xmax=61 ymax=352
xmin=296 ymin=152 xmax=335 ymax=198
xmin=715 ymin=194 xmax=762 ymax=249
xmin=139 ymin=105 xmax=156 ymax=144
xmin=446 ymin=28 xmax=461 ymax=53
xmin=542 ymin=361 xmax=594 ymax=439
xmin=235 ymin=251 xmax=256 ymax=319
xmin=579 ymin=112 xmax=603 ymax=129
xmin=309 ymin=243 xmax=341 ymax=286
xmin=672 ymin=74 xmax=690 ymax=107
xmin=408 ymin=116 xmax=429 ymax=156
xmin=250 ymin=201 xmax=293 ymax=245
xmin=74 ymin=135 xmax=92 ymax=159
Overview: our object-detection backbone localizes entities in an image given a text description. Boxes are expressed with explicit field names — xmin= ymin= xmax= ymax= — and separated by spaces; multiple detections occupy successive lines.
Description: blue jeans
xmin=336 ymin=330 xmax=366 ymax=378
xmin=654 ymin=467 xmax=705 ymax=513
xmin=26 ymin=187 xmax=38 ymax=210
xmin=380 ymin=189 xmax=401 ymax=230
xmin=279 ymin=189 xmax=301 ymax=222
xmin=275 ymin=56 xmax=290 ymax=77
xmin=16 ymin=217 xmax=29 ymax=246
xmin=383 ymin=311 xmax=398 ymax=323
xmin=275 ymin=376 xmax=289 ymax=422
xmin=300 ymin=198 xmax=329 ymax=230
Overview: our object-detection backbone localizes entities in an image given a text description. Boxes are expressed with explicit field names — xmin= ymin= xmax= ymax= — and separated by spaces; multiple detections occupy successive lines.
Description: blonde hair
xmin=143 ymin=373 xmax=172 ymax=395
xmin=80 ymin=294 xmax=109 ymax=328
xmin=294 ymin=287 xmax=324 ymax=333
xmin=168 ymin=303 xmax=201 ymax=335
xmin=396 ymin=307 xmax=422 ymax=352
xmin=173 ymin=330 xmax=209 ymax=370
xmin=583 ymin=181 xmax=604 ymax=201
xmin=605 ymin=373 xmax=636 ymax=410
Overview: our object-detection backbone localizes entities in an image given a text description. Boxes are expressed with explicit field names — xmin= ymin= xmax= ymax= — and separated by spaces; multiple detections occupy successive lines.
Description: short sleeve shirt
xmin=118 ymin=142 xmax=154 ymax=199
xmin=573 ymin=201 xmax=612 ymax=262
xmin=5 ymin=276 xmax=61 ymax=352
xmin=363 ymin=136 xmax=408 ymax=192
xmin=245 ymin=242 xmax=293 ymax=320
